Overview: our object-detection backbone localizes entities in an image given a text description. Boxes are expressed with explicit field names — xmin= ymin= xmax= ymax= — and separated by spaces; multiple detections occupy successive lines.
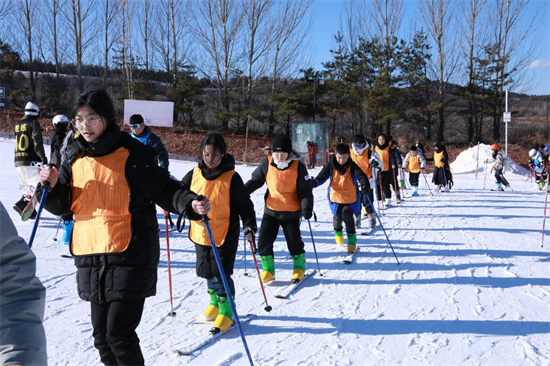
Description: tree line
xmin=0 ymin=0 xmax=545 ymax=144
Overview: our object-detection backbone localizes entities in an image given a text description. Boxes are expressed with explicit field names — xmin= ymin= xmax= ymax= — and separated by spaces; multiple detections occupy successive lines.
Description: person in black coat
xmin=37 ymin=89 xmax=210 ymax=366
xmin=49 ymin=114 xmax=70 ymax=166
xmin=181 ymin=133 xmax=256 ymax=333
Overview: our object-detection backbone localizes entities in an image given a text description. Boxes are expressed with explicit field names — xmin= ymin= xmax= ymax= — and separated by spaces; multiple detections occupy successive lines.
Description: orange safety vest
xmin=350 ymin=149 xmax=372 ymax=178
xmin=189 ymin=167 xmax=235 ymax=247
xmin=70 ymin=147 xmax=132 ymax=256
xmin=434 ymin=151 xmax=445 ymax=168
xmin=265 ymin=157 xmax=300 ymax=212
xmin=375 ymin=146 xmax=390 ymax=172
xmin=329 ymin=168 xmax=357 ymax=204
xmin=409 ymin=155 xmax=421 ymax=173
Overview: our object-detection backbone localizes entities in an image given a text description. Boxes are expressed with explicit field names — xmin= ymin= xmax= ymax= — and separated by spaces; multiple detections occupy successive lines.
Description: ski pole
xmin=52 ymin=215 xmax=63 ymax=242
xmin=363 ymin=189 xmax=400 ymax=264
xmin=202 ymin=215 xmax=255 ymax=366
xmin=28 ymin=183 xmax=51 ymax=248
xmin=372 ymin=168 xmax=380 ymax=214
xmin=307 ymin=219 xmax=323 ymax=276
xmin=422 ymin=171 xmax=434 ymax=196
xmin=247 ymin=235 xmax=272 ymax=312
xmin=542 ymin=174 xmax=550 ymax=248
xmin=165 ymin=214 xmax=176 ymax=317
xmin=243 ymin=233 xmax=248 ymax=276
xmin=483 ymin=161 xmax=488 ymax=190
xmin=392 ymin=167 xmax=400 ymax=204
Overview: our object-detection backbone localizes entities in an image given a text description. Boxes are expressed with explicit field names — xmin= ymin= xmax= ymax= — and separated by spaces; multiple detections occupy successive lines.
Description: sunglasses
xmin=130 ymin=123 xmax=143 ymax=129
xmin=352 ymin=142 xmax=366 ymax=149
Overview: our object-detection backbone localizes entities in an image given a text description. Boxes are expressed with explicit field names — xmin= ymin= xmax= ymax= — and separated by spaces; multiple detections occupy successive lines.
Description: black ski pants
xmin=257 ymin=214 xmax=304 ymax=257
xmin=91 ymin=299 xmax=145 ymax=366
xmin=494 ymin=168 xmax=509 ymax=186
xmin=376 ymin=170 xmax=393 ymax=200
xmin=334 ymin=204 xmax=355 ymax=235
xmin=409 ymin=172 xmax=420 ymax=187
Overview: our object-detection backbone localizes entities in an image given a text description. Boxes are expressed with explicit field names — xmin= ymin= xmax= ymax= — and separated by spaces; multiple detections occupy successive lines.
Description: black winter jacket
xmin=49 ymin=123 xmax=68 ymax=167
xmin=38 ymin=123 xmax=201 ymax=304
xmin=245 ymin=154 xmax=313 ymax=221
xmin=182 ymin=154 xmax=256 ymax=278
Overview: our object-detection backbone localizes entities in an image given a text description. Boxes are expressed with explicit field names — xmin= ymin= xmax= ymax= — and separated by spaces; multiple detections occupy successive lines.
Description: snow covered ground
xmin=1 ymin=140 xmax=549 ymax=366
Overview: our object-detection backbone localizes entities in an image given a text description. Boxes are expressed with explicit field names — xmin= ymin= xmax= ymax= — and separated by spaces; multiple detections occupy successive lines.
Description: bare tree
xmin=41 ymin=0 xmax=67 ymax=79
xmin=458 ymin=0 xmax=489 ymax=143
xmin=366 ymin=0 xmax=404 ymax=43
xmin=61 ymin=0 xmax=97 ymax=92
xmin=12 ymin=0 xmax=39 ymax=95
xmin=98 ymin=0 xmax=120 ymax=88
xmin=488 ymin=0 xmax=542 ymax=140
xmin=243 ymin=0 xmax=274 ymax=106
xmin=420 ymin=0 xmax=460 ymax=141
xmin=139 ymin=0 xmax=154 ymax=72
xmin=117 ymin=0 xmax=138 ymax=98
xmin=191 ymin=0 xmax=248 ymax=126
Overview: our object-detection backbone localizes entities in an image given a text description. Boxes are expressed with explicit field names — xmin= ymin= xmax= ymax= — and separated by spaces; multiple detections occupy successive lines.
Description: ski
xmin=361 ymin=226 xmax=378 ymax=236
xmin=21 ymin=192 xmax=39 ymax=221
xmin=60 ymin=254 xmax=73 ymax=259
xmin=342 ymin=248 xmax=358 ymax=264
xmin=274 ymin=269 xmax=315 ymax=299
xmin=173 ymin=314 xmax=257 ymax=356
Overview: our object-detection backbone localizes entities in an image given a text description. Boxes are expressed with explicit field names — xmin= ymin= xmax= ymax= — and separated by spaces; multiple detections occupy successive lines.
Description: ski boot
xmin=334 ymin=230 xmax=344 ymax=246
xmin=367 ymin=213 xmax=376 ymax=229
xmin=385 ymin=198 xmax=392 ymax=207
xmin=260 ymin=255 xmax=275 ymax=283
xmin=211 ymin=295 xmax=234 ymax=333
xmin=200 ymin=288 xmax=219 ymax=322
xmin=347 ymin=233 xmax=357 ymax=254
xmin=291 ymin=253 xmax=306 ymax=282
xmin=411 ymin=185 xmax=419 ymax=196
xmin=355 ymin=212 xmax=361 ymax=228
xmin=13 ymin=195 xmax=27 ymax=215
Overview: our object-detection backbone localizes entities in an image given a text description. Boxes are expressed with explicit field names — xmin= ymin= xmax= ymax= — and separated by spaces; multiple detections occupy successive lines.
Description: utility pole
xmin=503 ymin=90 xmax=511 ymax=155
xmin=306 ymin=76 xmax=324 ymax=122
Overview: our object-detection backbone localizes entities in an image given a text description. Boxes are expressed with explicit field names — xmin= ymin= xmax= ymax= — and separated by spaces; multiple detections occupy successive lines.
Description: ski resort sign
xmin=123 ymin=100 xmax=174 ymax=127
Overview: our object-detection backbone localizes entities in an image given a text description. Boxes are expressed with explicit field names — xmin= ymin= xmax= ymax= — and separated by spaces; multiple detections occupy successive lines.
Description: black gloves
xmin=302 ymin=208 xmax=313 ymax=220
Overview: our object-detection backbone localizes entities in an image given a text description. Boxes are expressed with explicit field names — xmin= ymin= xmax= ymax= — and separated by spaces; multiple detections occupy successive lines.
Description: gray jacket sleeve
xmin=0 ymin=202 xmax=47 ymax=366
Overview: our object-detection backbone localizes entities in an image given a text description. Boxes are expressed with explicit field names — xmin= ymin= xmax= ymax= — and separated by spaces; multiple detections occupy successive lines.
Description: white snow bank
xmin=450 ymin=144 xmax=529 ymax=178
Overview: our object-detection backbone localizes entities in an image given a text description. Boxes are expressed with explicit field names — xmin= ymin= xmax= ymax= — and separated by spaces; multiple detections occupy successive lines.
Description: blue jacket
xmin=131 ymin=126 xmax=170 ymax=171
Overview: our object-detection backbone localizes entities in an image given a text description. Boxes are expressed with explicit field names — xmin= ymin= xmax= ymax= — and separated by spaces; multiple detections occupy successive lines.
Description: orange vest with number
xmin=329 ymin=168 xmax=357 ymax=204
xmin=70 ymin=147 xmax=132 ymax=256
xmin=350 ymin=149 xmax=372 ymax=178
xmin=434 ymin=151 xmax=444 ymax=168
xmin=375 ymin=146 xmax=390 ymax=172
xmin=265 ymin=157 xmax=300 ymax=212
xmin=188 ymin=167 xmax=235 ymax=247
xmin=409 ymin=156 xmax=420 ymax=173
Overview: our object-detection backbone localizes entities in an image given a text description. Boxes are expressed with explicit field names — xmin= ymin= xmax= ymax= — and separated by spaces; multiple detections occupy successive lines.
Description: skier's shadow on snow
xmin=248 ymin=315 xmax=550 ymax=336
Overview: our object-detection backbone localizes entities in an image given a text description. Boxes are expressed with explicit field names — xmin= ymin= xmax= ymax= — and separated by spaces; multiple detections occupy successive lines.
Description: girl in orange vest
xmin=312 ymin=144 xmax=371 ymax=254
xmin=245 ymin=134 xmax=314 ymax=284
xmin=37 ymin=89 xmax=210 ymax=366
xmin=181 ymin=133 xmax=256 ymax=333
xmin=428 ymin=141 xmax=453 ymax=192
xmin=374 ymin=134 xmax=396 ymax=207
xmin=403 ymin=145 xmax=427 ymax=196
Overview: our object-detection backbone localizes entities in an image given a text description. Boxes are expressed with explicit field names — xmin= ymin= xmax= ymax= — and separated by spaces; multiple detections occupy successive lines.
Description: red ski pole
xmin=247 ymin=234 xmax=272 ymax=312
xmin=165 ymin=214 xmax=176 ymax=316
xmin=541 ymin=175 xmax=549 ymax=248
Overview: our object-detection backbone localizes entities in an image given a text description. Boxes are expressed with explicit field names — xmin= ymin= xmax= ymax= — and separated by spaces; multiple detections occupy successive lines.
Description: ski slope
xmin=1 ymin=140 xmax=549 ymax=366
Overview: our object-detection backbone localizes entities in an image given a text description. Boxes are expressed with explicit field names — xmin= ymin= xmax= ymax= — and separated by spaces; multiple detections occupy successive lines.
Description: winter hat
xmin=272 ymin=134 xmax=292 ymax=153
xmin=490 ymin=143 xmax=500 ymax=151
xmin=410 ymin=145 xmax=417 ymax=151
xmin=129 ymin=114 xmax=144 ymax=126
xmin=53 ymin=115 xmax=69 ymax=126
xmin=335 ymin=143 xmax=350 ymax=155
xmin=433 ymin=141 xmax=442 ymax=148
xmin=24 ymin=101 xmax=40 ymax=116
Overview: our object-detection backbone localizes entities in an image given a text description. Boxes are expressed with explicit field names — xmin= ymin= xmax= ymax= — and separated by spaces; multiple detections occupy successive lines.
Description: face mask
xmin=274 ymin=158 xmax=291 ymax=170
xmin=353 ymin=145 xmax=367 ymax=156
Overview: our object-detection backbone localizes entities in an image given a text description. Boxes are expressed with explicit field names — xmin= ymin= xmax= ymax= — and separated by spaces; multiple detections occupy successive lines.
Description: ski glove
xmin=302 ymin=208 xmax=313 ymax=220
xmin=370 ymin=160 xmax=380 ymax=169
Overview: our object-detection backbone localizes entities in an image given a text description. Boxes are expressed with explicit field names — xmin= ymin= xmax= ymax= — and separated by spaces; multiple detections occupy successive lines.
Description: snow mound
xmin=450 ymin=144 xmax=529 ymax=177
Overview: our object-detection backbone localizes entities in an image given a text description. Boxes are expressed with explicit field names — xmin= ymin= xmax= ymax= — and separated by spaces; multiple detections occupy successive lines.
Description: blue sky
xmin=308 ymin=0 xmax=549 ymax=96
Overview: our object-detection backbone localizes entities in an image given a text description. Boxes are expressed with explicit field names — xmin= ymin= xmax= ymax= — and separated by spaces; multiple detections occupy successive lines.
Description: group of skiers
xmin=528 ymin=143 xmax=550 ymax=190
xmin=8 ymin=89 xmax=496 ymax=366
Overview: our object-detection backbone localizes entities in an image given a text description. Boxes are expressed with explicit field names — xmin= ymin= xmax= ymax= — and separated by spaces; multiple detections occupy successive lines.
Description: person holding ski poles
xmin=374 ymin=134 xmax=396 ymax=207
xmin=181 ymin=133 xmax=256 ymax=333
xmin=403 ymin=145 xmax=427 ymax=196
xmin=36 ymin=89 xmax=210 ymax=366
xmin=350 ymin=133 xmax=381 ymax=230
xmin=529 ymin=146 xmax=547 ymax=190
xmin=312 ymin=143 xmax=372 ymax=254
xmin=244 ymin=134 xmax=314 ymax=284
xmin=427 ymin=141 xmax=453 ymax=192
xmin=388 ymin=136 xmax=404 ymax=202
xmin=486 ymin=143 xmax=510 ymax=191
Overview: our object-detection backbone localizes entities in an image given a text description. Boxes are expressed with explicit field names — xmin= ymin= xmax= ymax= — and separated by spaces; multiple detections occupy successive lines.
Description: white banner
xmin=123 ymin=100 xmax=174 ymax=127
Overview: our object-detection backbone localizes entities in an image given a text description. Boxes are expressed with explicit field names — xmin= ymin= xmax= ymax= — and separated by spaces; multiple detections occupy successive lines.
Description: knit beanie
xmin=272 ymin=134 xmax=292 ymax=153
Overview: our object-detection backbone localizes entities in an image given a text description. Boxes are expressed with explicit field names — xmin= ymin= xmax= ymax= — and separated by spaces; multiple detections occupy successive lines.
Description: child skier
xmin=429 ymin=141 xmax=453 ymax=192
xmin=374 ymin=134 xmax=396 ymax=206
xmin=403 ymin=145 xmax=427 ymax=196
xmin=182 ymin=133 xmax=256 ymax=333
xmin=486 ymin=143 xmax=510 ymax=191
xmin=245 ymin=135 xmax=313 ymax=284
xmin=312 ymin=144 xmax=371 ymax=254
xmin=529 ymin=147 xmax=547 ymax=190
xmin=350 ymin=134 xmax=382 ymax=230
